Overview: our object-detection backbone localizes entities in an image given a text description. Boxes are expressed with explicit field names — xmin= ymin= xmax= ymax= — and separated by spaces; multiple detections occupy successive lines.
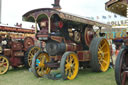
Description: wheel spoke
xmin=102 ymin=60 xmax=108 ymax=65
xmin=36 ymin=66 xmax=40 ymax=70
xmin=3 ymin=62 xmax=7 ymax=65
xmin=100 ymin=42 xmax=106 ymax=50
xmin=37 ymin=67 xmax=41 ymax=72
xmin=41 ymin=67 xmax=44 ymax=75
xmin=65 ymin=63 xmax=70 ymax=70
xmin=28 ymin=58 xmax=32 ymax=60
xmin=98 ymin=48 xmax=101 ymax=51
xmin=104 ymin=52 xmax=109 ymax=55
xmin=65 ymin=68 xmax=68 ymax=75
xmin=66 ymin=59 xmax=69 ymax=63
xmin=29 ymin=53 xmax=34 ymax=57
xmin=99 ymin=62 xmax=104 ymax=70
xmin=122 ymin=64 xmax=126 ymax=70
xmin=2 ymin=59 xmax=4 ymax=62
xmin=69 ymin=69 xmax=72 ymax=77
xmin=70 ymin=56 xmax=73 ymax=63
xmin=0 ymin=67 xmax=2 ymax=71
xmin=2 ymin=66 xmax=6 ymax=71
xmin=99 ymin=44 xmax=102 ymax=49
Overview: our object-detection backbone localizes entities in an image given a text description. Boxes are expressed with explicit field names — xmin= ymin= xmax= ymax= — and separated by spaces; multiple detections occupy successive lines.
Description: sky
xmin=0 ymin=0 xmax=126 ymax=28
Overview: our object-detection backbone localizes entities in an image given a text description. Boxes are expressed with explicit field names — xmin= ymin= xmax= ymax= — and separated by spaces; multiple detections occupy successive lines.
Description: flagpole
xmin=0 ymin=0 xmax=1 ymax=24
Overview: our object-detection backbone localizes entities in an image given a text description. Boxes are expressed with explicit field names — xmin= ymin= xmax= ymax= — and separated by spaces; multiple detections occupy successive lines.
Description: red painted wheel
xmin=24 ymin=37 xmax=34 ymax=51
xmin=84 ymin=26 xmax=95 ymax=46
xmin=115 ymin=48 xmax=128 ymax=85
xmin=82 ymin=26 xmax=95 ymax=50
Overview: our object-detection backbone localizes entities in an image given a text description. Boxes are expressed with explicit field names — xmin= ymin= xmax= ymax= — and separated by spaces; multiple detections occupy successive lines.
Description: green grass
xmin=0 ymin=68 xmax=117 ymax=85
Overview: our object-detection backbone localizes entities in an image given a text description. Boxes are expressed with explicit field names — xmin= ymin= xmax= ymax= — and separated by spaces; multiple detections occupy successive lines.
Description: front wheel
xmin=60 ymin=52 xmax=79 ymax=80
xmin=0 ymin=55 xmax=9 ymax=75
xmin=31 ymin=51 xmax=51 ymax=77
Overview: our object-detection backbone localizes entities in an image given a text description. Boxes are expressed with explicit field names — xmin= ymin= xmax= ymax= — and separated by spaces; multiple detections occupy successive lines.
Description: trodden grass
xmin=0 ymin=67 xmax=117 ymax=85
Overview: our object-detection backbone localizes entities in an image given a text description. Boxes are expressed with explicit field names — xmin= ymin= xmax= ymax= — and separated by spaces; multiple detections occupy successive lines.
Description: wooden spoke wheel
xmin=115 ymin=48 xmax=128 ymax=85
xmin=0 ymin=55 xmax=9 ymax=74
xmin=32 ymin=51 xmax=50 ymax=77
xmin=24 ymin=46 xmax=41 ymax=68
xmin=24 ymin=37 xmax=34 ymax=51
xmin=89 ymin=37 xmax=110 ymax=72
xmin=60 ymin=52 xmax=79 ymax=80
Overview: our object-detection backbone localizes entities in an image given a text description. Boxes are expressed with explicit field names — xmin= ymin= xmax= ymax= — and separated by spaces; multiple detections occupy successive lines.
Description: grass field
xmin=0 ymin=67 xmax=117 ymax=85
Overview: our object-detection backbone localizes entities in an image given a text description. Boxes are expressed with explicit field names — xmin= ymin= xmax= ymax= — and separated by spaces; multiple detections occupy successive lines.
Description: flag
xmin=114 ymin=15 xmax=117 ymax=18
xmin=102 ymin=16 xmax=106 ymax=19
xmin=96 ymin=16 xmax=99 ymax=19
xmin=91 ymin=17 xmax=94 ymax=20
xmin=108 ymin=15 xmax=111 ymax=18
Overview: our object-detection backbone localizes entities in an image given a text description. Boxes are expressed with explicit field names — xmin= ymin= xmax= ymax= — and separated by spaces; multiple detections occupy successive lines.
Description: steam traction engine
xmin=0 ymin=25 xmax=39 ymax=74
xmin=105 ymin=0 xmax=128 ymax=85
xmin=23 ymin=8 xmax=111 ymax=80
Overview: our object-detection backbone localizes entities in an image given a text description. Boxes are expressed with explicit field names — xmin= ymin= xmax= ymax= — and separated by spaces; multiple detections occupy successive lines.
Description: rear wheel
xmin=60 ymin=52 xmax=79 ymax=80
xmin=115 ymin=48 xmax=128 ymax=85
xmin=89 ymin=37 xmax=110 ymax=72
xmin=0 ymin=55 xmax=9 ymax=74
xmin=24 ymin=46 xmax=40 ymax=68
xmin=24 ymin=37 xmax=34 ymax=51
xmin=32 ymin=51 xmax=50 ymax=77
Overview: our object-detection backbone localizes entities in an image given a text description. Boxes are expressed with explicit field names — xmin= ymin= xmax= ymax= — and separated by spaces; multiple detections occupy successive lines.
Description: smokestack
xmin=0 ymin=0 xmax=1 ymax=24
xmin=52 ymin=0 xmax=61 ymax=10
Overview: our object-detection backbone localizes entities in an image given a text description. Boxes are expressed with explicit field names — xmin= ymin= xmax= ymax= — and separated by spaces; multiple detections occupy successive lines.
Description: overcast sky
xmin=1 ymin=0 xmax=126 ymax=28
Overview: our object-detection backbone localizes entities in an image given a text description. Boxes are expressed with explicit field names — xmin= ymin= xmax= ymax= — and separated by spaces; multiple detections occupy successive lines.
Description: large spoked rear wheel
xmin=32 ymin=51 xmax=50 ymax=77
xmin=89 ymin=37 xmax=110 ymax=72
xmin=115 ymin=48 xmax=128 ymax=85
xmin=24 ymin=46 xmax=41 ymax=68
xmin=60 ymin=52 xmax=79 ymax=80
xmin=0 ymin=55 xmax=9 ymax=74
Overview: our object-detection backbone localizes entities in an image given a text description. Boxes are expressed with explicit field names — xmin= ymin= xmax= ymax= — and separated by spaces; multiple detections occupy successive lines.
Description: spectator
xmin=112 ymin=43 xmax=116 ymax=56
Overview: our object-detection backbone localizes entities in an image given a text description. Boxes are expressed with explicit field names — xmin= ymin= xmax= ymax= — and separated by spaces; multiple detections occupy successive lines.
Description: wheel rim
xmin=35 ymin=53 xmax=50 ymax=77
xmin=119 ymin=51 xmax=128 ymax=84
xmin=65 ymin=53 xmax=79 ymax=80
xmin=0 ymin=56 xmax=9 ymax=74
xmin=24 ymin=37 xmax=34 ymax=50
xmin=98 ymin=39 xmax=110 ymax=72
xmin=28 ymin=47 xmax=40 ymax=67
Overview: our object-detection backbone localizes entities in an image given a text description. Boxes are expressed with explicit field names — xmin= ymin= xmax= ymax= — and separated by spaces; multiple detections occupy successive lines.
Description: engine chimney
xmin=52 ymin=0 xmax=61 ymax=10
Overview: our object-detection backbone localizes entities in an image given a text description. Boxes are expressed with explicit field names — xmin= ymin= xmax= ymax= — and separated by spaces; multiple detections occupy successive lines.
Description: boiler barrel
xmin=45 ymin=41 xmax=83 ymax=56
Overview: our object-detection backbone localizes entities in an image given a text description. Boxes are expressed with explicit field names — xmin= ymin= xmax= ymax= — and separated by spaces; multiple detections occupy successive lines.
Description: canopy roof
xmin=105 ymin=0 xmax=128 ymax=17
xmin=23 ymin=8 xmax=111 ymax=28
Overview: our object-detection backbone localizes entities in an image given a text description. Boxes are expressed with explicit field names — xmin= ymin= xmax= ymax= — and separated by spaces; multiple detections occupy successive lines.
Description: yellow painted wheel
xmin=32 ymin=51 xmax=50 ymax=77
xmin=0 ymin=55 xmax=9 ymax=74
xmin=60 ymin=52 xmax=79 ymax=80
xmin=24 ymin=46 xmax=41 ymax=68
xmin=90 ymin=37 xmax=110 ymax=72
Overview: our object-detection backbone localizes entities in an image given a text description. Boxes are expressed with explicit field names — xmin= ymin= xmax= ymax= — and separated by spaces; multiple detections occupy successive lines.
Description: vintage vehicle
xmin=106 ymin=0 xmax=128 ymax=85
xmin=22 ymin=5 xmax=111 ymax=80
xmin=0 ymin=25 xmax=40 ymax=74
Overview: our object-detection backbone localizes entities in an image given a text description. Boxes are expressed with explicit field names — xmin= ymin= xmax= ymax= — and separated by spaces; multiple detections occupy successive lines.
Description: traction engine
xmin=23 ymin=8 xmax=111 ymax=80
xmin=0 ymin=34 xmax=36 ymax=74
